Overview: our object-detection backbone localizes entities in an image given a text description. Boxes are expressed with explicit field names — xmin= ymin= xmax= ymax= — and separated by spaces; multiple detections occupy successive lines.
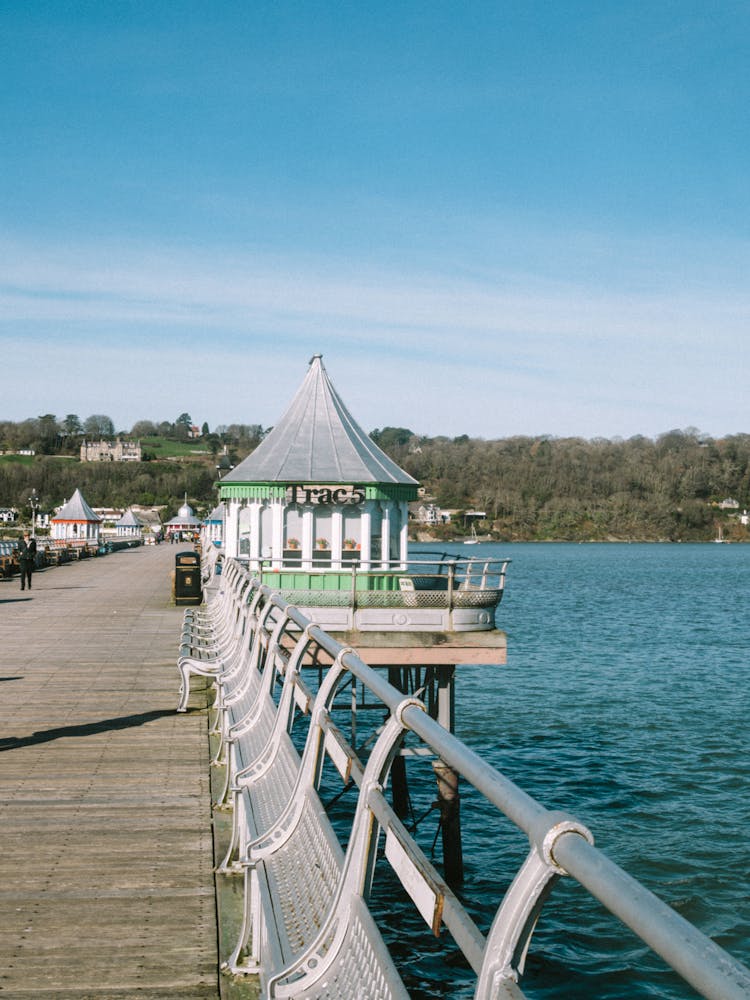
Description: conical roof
xmin=52 ymin=488 xmax=102 ymax=522
xmin=222 ymin=355 xmax=417 ymax=486
xmin=117 ymin=508 xmax=143 ymax=527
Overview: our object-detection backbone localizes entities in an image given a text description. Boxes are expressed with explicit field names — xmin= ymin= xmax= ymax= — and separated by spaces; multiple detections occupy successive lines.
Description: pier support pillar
xmin=434 ymin=664 xmax=463 ymax=886
xmin=334 ymin=637 xmax=506 ymax=887
xmin=433 ymin=759 xmax=463 ymax=886
xmin=388 ymin=666 xmax=410 ymax=819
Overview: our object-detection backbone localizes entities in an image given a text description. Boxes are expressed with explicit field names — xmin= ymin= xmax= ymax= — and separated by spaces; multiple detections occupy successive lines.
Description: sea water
xmin=400 ymin=542 xmax=750 ymax=999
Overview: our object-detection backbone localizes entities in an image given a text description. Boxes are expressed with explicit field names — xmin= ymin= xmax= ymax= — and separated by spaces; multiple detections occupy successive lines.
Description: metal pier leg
xmin=433 ymin=759 xmax=464 ymax=886
xmin=387 ymin=666 xmax=410 ymax=819
xmin=435 ymin=664 xmax=464 ymax=886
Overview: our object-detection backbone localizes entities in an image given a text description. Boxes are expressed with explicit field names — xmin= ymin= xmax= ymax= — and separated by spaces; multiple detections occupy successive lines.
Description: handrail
xmin=237 ymin=571 xmax=750 ymax=999
xmin=247 ymin=553 xmax=511 ymax=589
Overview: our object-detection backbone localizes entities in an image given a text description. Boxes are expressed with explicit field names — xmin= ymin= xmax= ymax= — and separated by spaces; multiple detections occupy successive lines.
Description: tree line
xmin=1 ymin=458 xmax=217 ymax=524
xmin=3 ymin=416 xmax=750 ymax=540
xmin=0 ymin=413 xmax=269 ymax=458
xmin=371 ymin=426 xmax=750 ymax=541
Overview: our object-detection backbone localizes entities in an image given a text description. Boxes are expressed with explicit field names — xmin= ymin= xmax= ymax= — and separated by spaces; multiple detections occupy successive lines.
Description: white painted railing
xmin=179 ymin=556 xmax=750 ymax=999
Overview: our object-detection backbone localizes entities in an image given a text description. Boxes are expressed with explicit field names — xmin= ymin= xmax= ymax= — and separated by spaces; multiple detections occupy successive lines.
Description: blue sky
xmin=1 ymin=1 xmax=748 ymax=440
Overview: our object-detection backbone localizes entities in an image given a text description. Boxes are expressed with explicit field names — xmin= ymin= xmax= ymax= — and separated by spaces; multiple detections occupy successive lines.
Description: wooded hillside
xmin=3 ymin=422 xmax=750 ymax=541
xmin=372 ymin=427 xmax=750 ymax=542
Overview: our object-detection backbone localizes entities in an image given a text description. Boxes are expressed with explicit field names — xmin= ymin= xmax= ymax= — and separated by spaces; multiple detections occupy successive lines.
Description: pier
xmin=3 ymin=352 xmax=750 ymax=998
xmin=2 ymin=535 xmax=750 ymax=998
xmin=0 ymin=544 xmax=220 ymax=999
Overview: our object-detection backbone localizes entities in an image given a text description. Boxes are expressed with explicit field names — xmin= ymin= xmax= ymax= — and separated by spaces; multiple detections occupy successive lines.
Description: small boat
xmin=714 ymin=524 xmax=728 ymax=543
xmin=464 ymin=525 xmax=479 ymax=545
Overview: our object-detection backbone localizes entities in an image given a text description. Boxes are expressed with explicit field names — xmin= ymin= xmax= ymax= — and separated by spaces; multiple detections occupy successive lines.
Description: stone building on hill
xmin=80 ymin=438 xmax=142 ymax=462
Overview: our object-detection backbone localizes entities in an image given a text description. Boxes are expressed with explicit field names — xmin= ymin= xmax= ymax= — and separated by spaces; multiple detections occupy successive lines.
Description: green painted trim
xmin=219 ymin=481 xmax=418 ymax=503
xmin=364 ymin=484 xmax=418 ymax=502
xmin=218 ymin=483 xmax=286 ymax=500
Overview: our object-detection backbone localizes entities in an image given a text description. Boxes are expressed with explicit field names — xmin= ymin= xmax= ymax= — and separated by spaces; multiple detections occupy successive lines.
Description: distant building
xmin=80 ymin=438 xmax=141 ymax=462
xmin=115 ymin=508 xmax=144 ymax=539
xmin=130 ymin=505 xmax=164 ymax=540
xmin=93 ymin=507 xmax=124 ymax=525
xmin=164 ymin=497 xmax=202 ymax=540
xmin=203 ymin=504 xmax=225 ymax=545
xmin=718 ymin=498 xmax=740 ymax=510
xmin=0 ymin=508 xmax=18 ymax=523
xmin=50 ymin=489 xmax=102 ymax=545
xmin=414 ymin=503 xmax=452 ymax=525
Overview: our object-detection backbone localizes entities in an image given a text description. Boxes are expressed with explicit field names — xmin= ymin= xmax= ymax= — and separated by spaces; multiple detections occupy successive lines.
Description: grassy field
xmin=140 ymin=437 xmax=210 ymax=458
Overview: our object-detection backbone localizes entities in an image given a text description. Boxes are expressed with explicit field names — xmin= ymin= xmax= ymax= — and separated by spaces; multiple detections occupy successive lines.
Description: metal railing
xmin=249 ymin=552 xmax=511 ymax=613
xmin=200 ymin=559 xmax=750 ymax=999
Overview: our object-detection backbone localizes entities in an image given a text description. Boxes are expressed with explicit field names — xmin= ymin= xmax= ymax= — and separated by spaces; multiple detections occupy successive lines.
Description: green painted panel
xmin=259 ymin=569 xmax=403 ymax=592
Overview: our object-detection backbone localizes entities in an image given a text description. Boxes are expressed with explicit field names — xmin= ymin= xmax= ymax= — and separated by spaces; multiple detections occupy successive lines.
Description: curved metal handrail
xmin=191 ymin=553 xmax=750 ymax=999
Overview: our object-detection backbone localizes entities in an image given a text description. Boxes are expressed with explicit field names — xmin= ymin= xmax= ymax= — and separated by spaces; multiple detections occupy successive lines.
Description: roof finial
xmin=308 ymin=353 xmax=323 ymax=365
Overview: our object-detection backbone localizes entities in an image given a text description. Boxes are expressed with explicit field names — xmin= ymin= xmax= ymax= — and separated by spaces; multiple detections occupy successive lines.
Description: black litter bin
xmin=174 ymin=550 xmax=202 ymax=606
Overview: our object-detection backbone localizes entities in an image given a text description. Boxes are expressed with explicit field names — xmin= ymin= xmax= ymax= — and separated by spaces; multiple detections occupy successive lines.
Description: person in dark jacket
xmin=18 ymin=532 xmax=37 ymax=591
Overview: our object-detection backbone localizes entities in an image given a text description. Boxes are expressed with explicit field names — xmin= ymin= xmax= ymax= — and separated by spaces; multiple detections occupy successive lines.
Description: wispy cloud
xmin=2 ymin=233 xmax=748 ymax=344
xmin=1 ymin=232 xmax=748 ymax=439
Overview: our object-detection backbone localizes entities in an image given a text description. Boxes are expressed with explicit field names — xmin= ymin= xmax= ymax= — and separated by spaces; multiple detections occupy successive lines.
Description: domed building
xmin=165 ymin=496 xmax=202 ymax=542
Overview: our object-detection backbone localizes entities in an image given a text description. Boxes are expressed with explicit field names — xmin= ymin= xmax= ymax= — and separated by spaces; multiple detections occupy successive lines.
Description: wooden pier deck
xmin=0 ymin=543 xmax=221 ymax=1000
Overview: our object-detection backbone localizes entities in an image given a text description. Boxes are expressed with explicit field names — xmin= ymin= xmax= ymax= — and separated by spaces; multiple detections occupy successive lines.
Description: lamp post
xmin=29 ymin=490 xmax=39 ymax=539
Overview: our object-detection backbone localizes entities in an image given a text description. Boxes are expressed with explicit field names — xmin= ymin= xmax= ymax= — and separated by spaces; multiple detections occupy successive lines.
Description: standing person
xmin=18 ymin=531 xmax=37 ymax=591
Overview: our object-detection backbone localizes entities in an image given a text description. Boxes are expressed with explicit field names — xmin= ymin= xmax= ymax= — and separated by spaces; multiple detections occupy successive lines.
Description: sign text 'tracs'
xmin=286 ymin=485 xmax=365 ymax=505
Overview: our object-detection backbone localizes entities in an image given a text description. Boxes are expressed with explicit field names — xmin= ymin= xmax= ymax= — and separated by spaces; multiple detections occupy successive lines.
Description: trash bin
xmin=174 ymin=550 xmax=202 ymax=606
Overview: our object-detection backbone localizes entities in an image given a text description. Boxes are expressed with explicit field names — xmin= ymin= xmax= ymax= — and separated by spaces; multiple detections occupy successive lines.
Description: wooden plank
xmin=0 ymin=544 xmax=231 ymax=998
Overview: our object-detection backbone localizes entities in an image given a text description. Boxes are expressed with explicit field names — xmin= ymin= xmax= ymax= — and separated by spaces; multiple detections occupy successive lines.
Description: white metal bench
xmin=180 ymin=557 xmax=750 ymax=1000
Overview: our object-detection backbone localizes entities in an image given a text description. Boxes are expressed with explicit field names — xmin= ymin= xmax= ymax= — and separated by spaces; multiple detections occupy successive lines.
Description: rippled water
xmin=394 ymin=542 xmax=750 ymax=998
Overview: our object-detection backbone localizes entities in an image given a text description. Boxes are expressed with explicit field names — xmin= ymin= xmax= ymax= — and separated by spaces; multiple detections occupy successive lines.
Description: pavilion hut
xmin=50 ymin=488 xmax=102 ymax=547
xmin=164 ymin=497 xmax=203 ymax=542
xmin=219 ymin=354 xmax=418 ymax=577
xmin=115 ymin=508 xmax=144 ymax=539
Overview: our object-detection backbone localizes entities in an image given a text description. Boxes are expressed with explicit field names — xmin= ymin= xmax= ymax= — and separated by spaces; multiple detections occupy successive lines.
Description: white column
xmin=399 ymin=500 xmax=409 ymax=567
xmin=302 ymin=507 xmax=314 ymax=570
xmin=380 ymin=502 xmax=391 ymax=570
xmin=332 ymin=508 xmax=343 ymax=569
xmin=225 ymin=499 xmax=240 ymax=558
xmin=360 ymin=506 xmax=372 ymax=571
xmin=272 ymin=499 xmax=284 ymax=569
xmin=249 ymin=500 xmax=262 ymax=570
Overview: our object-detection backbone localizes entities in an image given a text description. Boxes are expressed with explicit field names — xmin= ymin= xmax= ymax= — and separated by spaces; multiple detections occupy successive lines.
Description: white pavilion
xmin=50 ymin=488 xmax=102 ymax=546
